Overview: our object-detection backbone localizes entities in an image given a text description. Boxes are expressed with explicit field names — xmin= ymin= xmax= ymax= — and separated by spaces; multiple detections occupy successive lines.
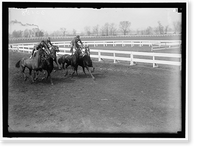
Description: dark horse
xmin=58 ymin=54 xmax=71 ymax=70
xmin=49 ymin=45 xmax=60 ymax=69
xmin=68 ymin=46 xmax=95 ymax=79
xmin=15 ymin=47 xmax=56 ymax=85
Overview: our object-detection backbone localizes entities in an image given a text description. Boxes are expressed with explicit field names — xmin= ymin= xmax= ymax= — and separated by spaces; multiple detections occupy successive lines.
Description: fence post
xmin=98 ymin=51 xmax=101 ymax=62
xmin=114 ymin=53 xmax=116 ymax=63
xmin=153 ymin=55 xmax=158 ymax=68
xmin=130 ymin=52 xmax=133 ymax=65
xmin=130 ymin=52 xmax=136 ymax=65
xmin=150 ymin=46 xmax=153 ymax=52
xmin=131 ymin=41 xmax=134 ymax=47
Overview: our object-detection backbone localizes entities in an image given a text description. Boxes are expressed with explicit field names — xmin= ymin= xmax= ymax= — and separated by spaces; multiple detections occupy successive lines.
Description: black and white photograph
xmin=2 ymin=1 xmax=187 ymax=139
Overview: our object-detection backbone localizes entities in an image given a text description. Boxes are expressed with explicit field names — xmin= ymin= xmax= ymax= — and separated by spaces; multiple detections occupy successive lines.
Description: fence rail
xmin=9 ymin=41 xmax=181 ymax=69
xmin=9 ymin=34 xmax=181 ymax=41
xmin=10 ymin=39 xmax=181 ymax=48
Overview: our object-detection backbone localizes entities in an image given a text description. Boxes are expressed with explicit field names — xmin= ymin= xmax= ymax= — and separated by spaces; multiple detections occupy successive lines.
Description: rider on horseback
xmin=70 ymin=35 xmax=84 ymax=55
xmin=30 ymin=37 xmax=53 ymax=58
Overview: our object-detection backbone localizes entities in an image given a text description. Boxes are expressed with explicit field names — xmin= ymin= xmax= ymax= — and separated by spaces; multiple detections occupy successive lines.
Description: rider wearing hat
xmin=45 ymin=37 xmax=53 ymax=48
xmin=70 ymin=35 xmax=83 ymax=55
xmin=30 ymin=37 xmax=53 ymax=58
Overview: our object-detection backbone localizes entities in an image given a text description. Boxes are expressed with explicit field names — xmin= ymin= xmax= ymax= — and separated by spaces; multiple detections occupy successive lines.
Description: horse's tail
xmin=15 ymin=59 xmax=21 ymax=68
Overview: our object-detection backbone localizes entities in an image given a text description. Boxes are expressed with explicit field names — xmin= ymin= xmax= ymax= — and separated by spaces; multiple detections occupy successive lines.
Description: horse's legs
xmin=46 ymin=71 xmax=53 ymax=85
xmin=64 ymin=64 xmax=69 ymax=77
xmin=34 ymin=71 xmax=39 ymax=81
xmin=55 ymin=57 xmax=59 ymax=68
xmin=91 ymin=67 xmax=95 ymax=73
xmin=82 ymin=66 xmax=86 ymax=75
xmin=21 ymin=66 xmax=27 ymax=81
xmin=71 ymin=65 xmax=78 ymax=78
xmin=29 ymin=69 xmax=35 ymax=83
xmin=62 ymin=63 xmax=65 ymax=69
xmin=85 ymin=66 xmax=95 ymax=80
xmin=76 ymin=67 xmax=78 ymax=76
xmin=53 ymin=57 xmax=60 ymax=70
xmin=41 ymin=70 xmax=47 ymax=80
xmin=71 ymin=68 xmax=76 ymax=78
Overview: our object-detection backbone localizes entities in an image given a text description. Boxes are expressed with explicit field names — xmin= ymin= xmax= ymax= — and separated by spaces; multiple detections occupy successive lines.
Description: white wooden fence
xmin=9 ymin=41 xmax=181 ymax=69
xmin=10 ymin=39 xmax=181 ymax=48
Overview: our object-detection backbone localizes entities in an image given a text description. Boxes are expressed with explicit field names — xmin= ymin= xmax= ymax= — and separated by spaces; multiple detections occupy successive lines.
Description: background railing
xmin=9 ymin=40 xmax=181 ymax=70
xmin=10 ymin=39 xmax=181 ymax=49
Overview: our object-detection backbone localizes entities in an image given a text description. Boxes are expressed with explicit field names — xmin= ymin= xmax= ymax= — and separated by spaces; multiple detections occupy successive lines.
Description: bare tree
xmin=99 ymin=23 xmax=109 ymax=36
xmin=100 ymin=26 xmax=105 ymax=36
xmin=12 ymin=30 xmax=23 ymax=38
xmin=84 ymin=26 xmax=91 ymax=36
xmin=43 ymin=31 xmax=49 ymax=37
xmin=146 ymin=26 xmax=153 ymax=35
xmin=109 ymin=23 xmax=117 ymax=36
xmin=173 ymin=21 xmax=181 ymax=34
xmin=158 ymin=21 xmax=164 ymax=34
xmin=104 ymin=23 xmax=109 ymax=36
xmin=60 ymin=28 xmax=66 ymax=36
xmin=93 ymin=25 xmax=99 ymax=36
xmin=23 ymin=29 xmax=30 ymax=37
xmin=154 ymin=27 xmax=160 ymax=35
xmin=119 ymin=21 xmax=131 ymax=35
xmin=164 ymin=25 xmax=169 ymax=34
xmin=73 ymin=29 xmax=77 ymax=36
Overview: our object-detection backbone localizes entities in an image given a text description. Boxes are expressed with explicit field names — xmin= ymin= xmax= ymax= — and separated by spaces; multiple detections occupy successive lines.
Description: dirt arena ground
xmin=8 ymin=51 xmax=182 ymax=133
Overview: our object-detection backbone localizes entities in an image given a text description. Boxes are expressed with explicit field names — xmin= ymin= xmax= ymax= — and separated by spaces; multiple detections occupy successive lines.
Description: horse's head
xmin=50 ymin=45 xmax=60 ymax=53
xmin=54 ymin=45 xmax=60 ymax=52
xmin=50 ymin=52 xmax=56 ymax=61
xmin=38 ymin=48 xmax=46 ymax=56
xmin=84 ymin=46 xmax=90 ymax=56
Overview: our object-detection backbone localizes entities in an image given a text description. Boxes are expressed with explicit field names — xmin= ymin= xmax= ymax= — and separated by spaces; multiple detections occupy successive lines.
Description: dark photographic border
xmin=2 ymin=2 xmax=187 ymax=139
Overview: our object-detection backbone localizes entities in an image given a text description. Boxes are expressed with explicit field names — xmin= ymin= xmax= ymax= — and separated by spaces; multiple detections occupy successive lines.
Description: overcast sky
xmin=9 ymin=7 xmax=181 ymax=34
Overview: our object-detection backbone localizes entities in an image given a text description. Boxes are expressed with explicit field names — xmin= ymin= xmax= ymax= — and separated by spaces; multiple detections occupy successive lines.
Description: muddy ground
xmin=7 ymin=51 xmax=182 ymax=133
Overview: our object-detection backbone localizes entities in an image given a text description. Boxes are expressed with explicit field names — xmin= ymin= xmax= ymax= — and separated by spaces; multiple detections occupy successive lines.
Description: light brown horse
xmin=15 ymin=48 xmax=44 ymax=83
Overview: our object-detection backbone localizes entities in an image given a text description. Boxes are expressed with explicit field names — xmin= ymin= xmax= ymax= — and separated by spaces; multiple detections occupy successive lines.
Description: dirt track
xmin=8 ymin=51 xmax=181 ymax=133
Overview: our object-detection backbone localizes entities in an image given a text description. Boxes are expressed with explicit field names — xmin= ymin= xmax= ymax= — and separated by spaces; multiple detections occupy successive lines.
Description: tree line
xmin=9 ymin=20 xmax=181 ymax=38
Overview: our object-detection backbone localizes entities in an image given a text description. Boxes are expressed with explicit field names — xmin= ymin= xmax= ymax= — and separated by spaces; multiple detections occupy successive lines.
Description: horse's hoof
xmin=34 ymin=77 xmax=38 ymax=81
xmin=92 ymin=68 xmax=95 ymax=73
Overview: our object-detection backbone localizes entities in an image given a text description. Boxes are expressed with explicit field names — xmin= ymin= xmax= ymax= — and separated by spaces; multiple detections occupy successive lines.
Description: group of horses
xmin=15 ymin=45 xmax=95 ymax=85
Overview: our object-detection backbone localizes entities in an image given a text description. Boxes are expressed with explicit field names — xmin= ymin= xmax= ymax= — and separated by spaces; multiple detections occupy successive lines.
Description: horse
xmin=34 ymin=45 xmax=60 ymax=79
xmin=79 ymin=46 xmax=95 ymax=73
xmin=49 ymin=45 xmax=60 ymax=69
xmin=15 ymin=48 xmax=45 ymax=83
xmin=15 ymin=48 xmax=55 ymax=85
xmin=35 ymin=52 xmax=54 ymax=85
xmin=68 ymin=46 xmax=95 ymax=80
xmin=76 ymin=46 xmax=95 ymax=79
xmin=57 ymin=54 xmax=71 ymax=70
